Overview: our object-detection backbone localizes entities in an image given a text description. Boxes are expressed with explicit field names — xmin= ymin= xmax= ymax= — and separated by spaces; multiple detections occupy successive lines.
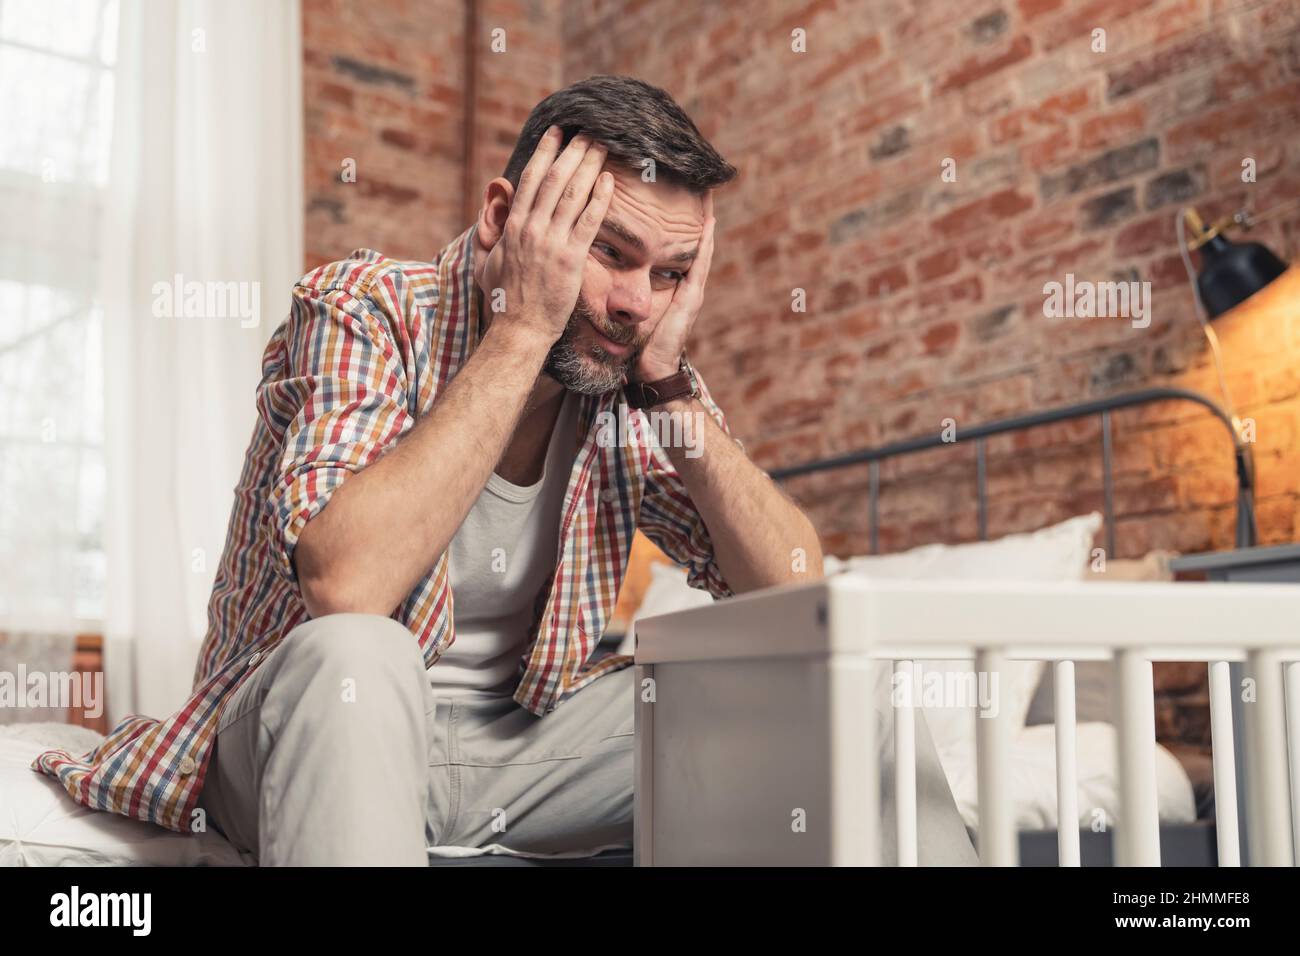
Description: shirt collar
xmin=434 ymin=222 xmax=486 ymax=355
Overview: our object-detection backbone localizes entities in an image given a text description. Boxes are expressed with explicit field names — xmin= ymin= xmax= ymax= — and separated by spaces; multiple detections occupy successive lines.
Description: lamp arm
xmin=1177 ymin=208 xmax=1241 ymax=425
xmin=1236 ymin=194 xmax=1300 ymax=231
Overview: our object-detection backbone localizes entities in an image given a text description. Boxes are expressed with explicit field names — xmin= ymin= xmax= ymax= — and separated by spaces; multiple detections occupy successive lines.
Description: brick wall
xmin=562 ymin=0 xmax=1300 ymax=567
xmin=560 ymin=0 xmax=1300 ymax=756
xmin=302 ymin=0 xmax=561 ymax=267
xmin=301 ymin=0 xmax=1300 ymax=752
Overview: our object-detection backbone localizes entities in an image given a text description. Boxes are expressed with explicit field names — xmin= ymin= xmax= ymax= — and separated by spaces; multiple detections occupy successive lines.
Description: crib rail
xmin=857 ymin=579 xmax=1300 ymax=867
xmin=632 ymin=576 xmax=1300 ymax=867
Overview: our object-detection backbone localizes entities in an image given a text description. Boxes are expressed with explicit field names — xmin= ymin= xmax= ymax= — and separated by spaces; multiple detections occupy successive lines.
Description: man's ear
xmin=475 ymin=177 xmax=515 ymax=258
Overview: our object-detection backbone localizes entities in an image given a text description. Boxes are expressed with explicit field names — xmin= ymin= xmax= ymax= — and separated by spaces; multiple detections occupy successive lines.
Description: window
xmin=0 ymin=0 xmax=119 ymax=629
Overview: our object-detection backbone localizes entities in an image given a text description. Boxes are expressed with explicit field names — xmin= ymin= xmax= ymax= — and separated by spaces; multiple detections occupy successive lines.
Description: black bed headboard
xmin=768 ymin=387 xmax=1257 ymax=557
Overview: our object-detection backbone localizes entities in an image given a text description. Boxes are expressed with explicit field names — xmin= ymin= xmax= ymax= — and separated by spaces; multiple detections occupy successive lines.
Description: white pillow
xmin=830 ymin=513 xmax=1103 ymax=767
xmin=826 ymin=511 xmax=1101 ymax=583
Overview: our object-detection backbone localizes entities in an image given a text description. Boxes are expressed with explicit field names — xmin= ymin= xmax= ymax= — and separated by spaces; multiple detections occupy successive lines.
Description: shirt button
xmin=179 ymin=756 xmax=197 ymax=775
xmin=248 ymin=651 xmax=262 ymax=667
xmin=600 ymin=489 xmax=616 ymax=503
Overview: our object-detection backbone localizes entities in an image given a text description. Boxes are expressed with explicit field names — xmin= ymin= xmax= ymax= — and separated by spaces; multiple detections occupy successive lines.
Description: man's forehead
xmin=602 ymin=163 xmax=705 ymax=254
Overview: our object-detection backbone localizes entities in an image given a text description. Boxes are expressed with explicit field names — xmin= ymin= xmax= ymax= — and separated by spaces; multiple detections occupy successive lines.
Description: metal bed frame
xmin=769 ymin=386 xmax=1258 ymax=556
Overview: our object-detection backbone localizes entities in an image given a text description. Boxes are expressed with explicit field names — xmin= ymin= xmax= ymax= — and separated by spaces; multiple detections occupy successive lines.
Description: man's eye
xmin=593 ymin=242 xmax=618 ymax=260
xmin=655 ymin=270 xmax=684 ymax=283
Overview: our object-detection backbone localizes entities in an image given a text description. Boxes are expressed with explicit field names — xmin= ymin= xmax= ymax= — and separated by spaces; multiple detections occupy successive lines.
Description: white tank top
xmin=434 ymin=393 xmax=579 ymax=700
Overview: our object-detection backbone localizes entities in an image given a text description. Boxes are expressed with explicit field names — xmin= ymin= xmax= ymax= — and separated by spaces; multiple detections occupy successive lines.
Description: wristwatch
xmin=625 ymin=355 xmax=700 ymax=409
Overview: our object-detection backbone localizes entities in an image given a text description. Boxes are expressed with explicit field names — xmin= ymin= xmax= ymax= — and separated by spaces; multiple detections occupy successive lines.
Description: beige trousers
xmin=198 ymin=613 xmax=634 ymax=865
xmin=198 ymin=613 xmax=975 ymax=866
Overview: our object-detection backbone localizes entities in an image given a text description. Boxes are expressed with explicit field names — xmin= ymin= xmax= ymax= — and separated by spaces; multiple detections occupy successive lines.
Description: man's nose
xmin=604 ymin=272 xmax=652 ymax=326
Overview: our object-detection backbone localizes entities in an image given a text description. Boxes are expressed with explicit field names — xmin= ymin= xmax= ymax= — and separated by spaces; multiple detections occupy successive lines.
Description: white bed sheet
xmin=0 ymin=725 xmax=251 ymax=867
xmin=938 ymin=721 xmax=1197 ymax=832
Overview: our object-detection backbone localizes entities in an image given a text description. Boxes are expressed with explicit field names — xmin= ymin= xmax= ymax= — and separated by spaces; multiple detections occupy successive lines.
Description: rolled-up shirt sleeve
xmin=635 ymin=370 xmax=735 ymax=600
xmin=258 ymin=282 xmax=414 ymax=585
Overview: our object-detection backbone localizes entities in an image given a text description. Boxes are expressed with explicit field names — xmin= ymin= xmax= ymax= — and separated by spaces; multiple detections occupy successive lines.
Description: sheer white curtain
xmin=0 ymin=0 xmax=116 ymax=650
xmin=0 ymin=0 xmax=121 ymax=717
xmin=100 ymin=0 xmax=303 ymax=723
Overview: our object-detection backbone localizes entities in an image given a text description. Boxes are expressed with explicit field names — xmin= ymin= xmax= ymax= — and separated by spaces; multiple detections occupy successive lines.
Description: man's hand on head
xmin=481 ymin=126 xmax=615 ymax=350
xmin=631 ymin=190 xmax=716 ymax=383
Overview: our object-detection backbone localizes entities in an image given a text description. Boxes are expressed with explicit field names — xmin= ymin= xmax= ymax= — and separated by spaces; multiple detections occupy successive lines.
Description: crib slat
xmin=976 ymin=649 xmax=1016 ymax=865
xmin=893 ymin=659 xmax=918 ymax=866
xmin=1053 ymin=660 xmax=1081 ymax=867
xmin=1114 ymin=649 xmax=1160 ymax=866
xmin=831 ymin=656 xmax=879 ymax=865
xmin=1208 ymin=660 xmax=1241 ymax=867
xmin=1286 ymin=661 xmax=1300 ymax=867
xmin=1244 ymin=649 xmax=1295 ymax=866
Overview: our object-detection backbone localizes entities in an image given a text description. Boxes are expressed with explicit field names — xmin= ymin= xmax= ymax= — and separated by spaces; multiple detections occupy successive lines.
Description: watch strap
xmin=625 ymin=360 xmax=698 ymax=409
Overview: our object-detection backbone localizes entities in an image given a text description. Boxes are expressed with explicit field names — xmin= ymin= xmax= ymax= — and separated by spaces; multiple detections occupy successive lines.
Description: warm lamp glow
xmin=1212 ymin=263 xmax=1300 ymax=327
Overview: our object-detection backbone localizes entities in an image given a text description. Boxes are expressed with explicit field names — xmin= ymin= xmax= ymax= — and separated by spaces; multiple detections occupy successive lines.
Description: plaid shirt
xmin=33 ymin=224 xmax=733 ymax=833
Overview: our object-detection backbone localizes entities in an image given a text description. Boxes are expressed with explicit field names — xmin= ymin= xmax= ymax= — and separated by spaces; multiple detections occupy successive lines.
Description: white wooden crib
xmin=632 ymin=575 xmax=1300 ymax=866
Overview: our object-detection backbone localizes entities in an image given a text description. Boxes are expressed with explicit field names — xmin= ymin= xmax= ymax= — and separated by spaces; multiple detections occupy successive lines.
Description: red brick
xmin=824 ymin=278 xmax=862 ymax=311
xmin=314 ymin=81 xmax=354 ymax=108
xmin=380 ymin=128 xmax=419 ymax=150
xmin=1146 ymin=252 xmax=1189 ymax=290
xmin=808 ymin=33 xmax=884 ymax=89
xmin=918 ymin=275 xmax=983 ymax=312
xmin=916 ymin=247 xmax=961 ymax=281
xmin=932 ymin=188 xmax=1036 ymax=236
xmin=849 ymin=86 xmax=926 ymax=135
xmin=921 ymin=321 xmax=961 ymax=355
xmin=867 ymin=264 xmax=910 ymax=298
xmin=1020 ymin=128 xmax=1074 ymax=171
xmin=1106 ymin=31 xmax=1233 ymax=100
xmin=990 ymin=85 xmax=1092 ymax=144
xmin=1018 ymin=0 xmax=1065 ymax=21
xmin=1017 ymin=208 xmax=1078 ymax=250
xmin=1079 ymin=103 xmax=1147 ymax=150
xmin=1113 ymin=213 xmax=1173 ymax=259
xmin=937 ymin=35 xmax=1034 ymax=93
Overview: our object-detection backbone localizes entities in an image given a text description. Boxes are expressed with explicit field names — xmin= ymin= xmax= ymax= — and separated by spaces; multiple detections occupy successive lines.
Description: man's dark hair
xmin=502 ymin=75 xmax=737 ymax=194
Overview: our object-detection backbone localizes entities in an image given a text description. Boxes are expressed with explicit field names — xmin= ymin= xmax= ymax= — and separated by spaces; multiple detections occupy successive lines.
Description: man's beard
xmin=543 ymin=294 xmax=644 ymax=395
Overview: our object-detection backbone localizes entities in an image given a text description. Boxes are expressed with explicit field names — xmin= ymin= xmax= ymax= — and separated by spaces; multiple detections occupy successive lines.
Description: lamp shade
xmin=1196 ymin=233 xmax=1289 ymax=318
